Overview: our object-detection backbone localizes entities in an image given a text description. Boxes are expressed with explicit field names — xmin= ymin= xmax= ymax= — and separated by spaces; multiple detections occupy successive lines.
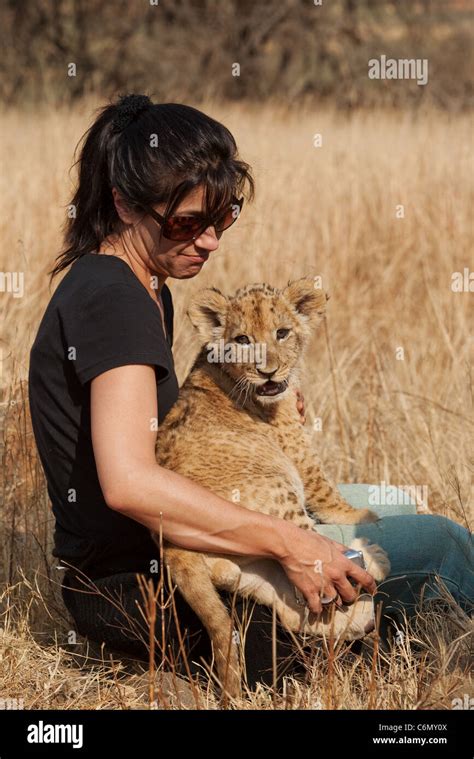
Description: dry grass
xmin=0 ymin=100 xmax=472 ymax=709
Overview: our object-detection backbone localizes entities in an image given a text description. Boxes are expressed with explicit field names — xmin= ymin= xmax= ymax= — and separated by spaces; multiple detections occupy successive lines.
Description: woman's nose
xmin=194 ymin=225 xmax=220 ymax=250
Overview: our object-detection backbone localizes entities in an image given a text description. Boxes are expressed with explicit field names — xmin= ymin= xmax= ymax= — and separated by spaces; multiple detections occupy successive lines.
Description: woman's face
xmin=113 ymin=185 xmax=224 ymax=281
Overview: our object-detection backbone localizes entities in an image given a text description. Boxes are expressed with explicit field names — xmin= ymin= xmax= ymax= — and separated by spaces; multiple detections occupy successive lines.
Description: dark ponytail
xmin=49 ymin=94 xmax=255 ymax=280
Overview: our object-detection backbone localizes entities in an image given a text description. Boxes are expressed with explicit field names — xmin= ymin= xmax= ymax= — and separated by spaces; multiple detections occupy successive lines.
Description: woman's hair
xmin=49 ymin=94 xmax=255 ymax=279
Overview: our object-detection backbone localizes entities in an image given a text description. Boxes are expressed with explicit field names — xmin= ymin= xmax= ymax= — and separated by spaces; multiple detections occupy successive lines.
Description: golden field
xmin=0 ymin=101 xmax=472 ymax=709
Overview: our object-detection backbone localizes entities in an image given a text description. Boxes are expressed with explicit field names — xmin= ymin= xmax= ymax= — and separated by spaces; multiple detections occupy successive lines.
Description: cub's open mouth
xmin=255 ymin=380 xmax=287 ymax=397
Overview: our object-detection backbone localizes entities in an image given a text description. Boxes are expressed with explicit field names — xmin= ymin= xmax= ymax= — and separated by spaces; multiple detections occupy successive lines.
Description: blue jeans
xmin=316 ymin=484 xmax=474 ymax=633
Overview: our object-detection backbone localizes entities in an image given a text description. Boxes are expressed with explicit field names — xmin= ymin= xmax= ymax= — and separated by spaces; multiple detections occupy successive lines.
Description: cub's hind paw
xmin=350 ymin=537 xmax=391 ymax=582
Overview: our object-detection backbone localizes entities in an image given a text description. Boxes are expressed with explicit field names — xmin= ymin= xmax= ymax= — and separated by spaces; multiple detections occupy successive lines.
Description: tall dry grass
xmin=0 ymin=101 xmax=472 ymax=708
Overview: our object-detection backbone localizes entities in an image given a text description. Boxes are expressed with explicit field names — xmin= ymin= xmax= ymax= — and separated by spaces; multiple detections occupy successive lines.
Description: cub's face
xmin=188 ymin=278 xmax=328 ymax=405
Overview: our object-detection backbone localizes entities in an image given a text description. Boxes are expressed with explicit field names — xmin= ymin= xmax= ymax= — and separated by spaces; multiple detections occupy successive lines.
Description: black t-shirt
xmin=28 ymin=252 xmax=180 ymax=579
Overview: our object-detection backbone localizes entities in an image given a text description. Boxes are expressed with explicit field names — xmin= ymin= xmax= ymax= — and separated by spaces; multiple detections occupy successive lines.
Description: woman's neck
xmin=97 ymin=239 xmax=168 ymax=297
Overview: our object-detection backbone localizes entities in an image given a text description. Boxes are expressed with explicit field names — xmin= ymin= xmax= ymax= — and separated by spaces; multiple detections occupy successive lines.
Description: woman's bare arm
xmin=90 ymin=364 xmax=376 ymax=613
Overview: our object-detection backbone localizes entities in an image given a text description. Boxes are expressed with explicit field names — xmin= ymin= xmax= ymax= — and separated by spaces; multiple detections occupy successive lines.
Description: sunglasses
xmin=144 ymin=195 xmax=244 ymax=242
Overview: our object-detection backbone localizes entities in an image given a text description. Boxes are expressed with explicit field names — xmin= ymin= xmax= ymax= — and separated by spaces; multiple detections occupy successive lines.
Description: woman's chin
xmin=174 ymin=264 xmax=206 ymax=279
xmin=181 ymin=271 xmax=203 ymax=279
xmin=177 ymin=259 xmax=207 ymax=278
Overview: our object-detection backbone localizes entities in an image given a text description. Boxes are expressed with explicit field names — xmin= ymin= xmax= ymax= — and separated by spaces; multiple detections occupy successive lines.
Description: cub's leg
xmin=275 ymin=426 xmax=378 ymax=524
xmin=161 ymin=544 xmax=241 ymax=699
xmin=268 ymin=394 xmax=379 ymax=525
xmin=301 ymin=457 xmax=379 ymax=525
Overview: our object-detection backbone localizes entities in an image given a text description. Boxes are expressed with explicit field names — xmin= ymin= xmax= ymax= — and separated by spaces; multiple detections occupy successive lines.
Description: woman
xmin=28 ymin=94 xmax=473 ymax=693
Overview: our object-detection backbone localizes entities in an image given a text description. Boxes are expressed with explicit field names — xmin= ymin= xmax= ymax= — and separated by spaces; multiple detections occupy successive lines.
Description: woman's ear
xmin=187 ymin=287 xmax=229 ymax=343
xmin=111 ymin=187 xmax=138 ymax=225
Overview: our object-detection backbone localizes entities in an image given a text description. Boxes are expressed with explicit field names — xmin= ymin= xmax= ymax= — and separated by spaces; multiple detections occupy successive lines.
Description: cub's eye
xmin=276 ymin=328 xmax=290 ymax=340
xmin=234 ymin=334 xmax=251 ymax=345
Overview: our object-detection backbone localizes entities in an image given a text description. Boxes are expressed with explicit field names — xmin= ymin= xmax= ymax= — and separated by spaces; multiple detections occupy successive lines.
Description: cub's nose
xmin=257 ymin=368 xmax=277 ymax=379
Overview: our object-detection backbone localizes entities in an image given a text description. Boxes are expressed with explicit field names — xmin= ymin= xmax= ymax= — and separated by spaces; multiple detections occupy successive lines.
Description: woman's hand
xmin=276 ymin=522 xmax=377 ymax=614
xmin=296 ymin=388 xmax=305 ymax=424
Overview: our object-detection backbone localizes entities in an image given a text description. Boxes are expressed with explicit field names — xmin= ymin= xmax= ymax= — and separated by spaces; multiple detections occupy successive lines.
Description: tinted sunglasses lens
xmin=215 ymin=199 xmax=243 ymax=232
xmin=164 ymin=216 xmax=204 ymax=241
xmin=162 ymin=198 xmax=243 ymax=240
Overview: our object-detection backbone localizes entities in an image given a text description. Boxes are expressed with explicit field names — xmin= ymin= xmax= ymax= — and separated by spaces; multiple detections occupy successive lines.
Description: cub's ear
xmin=187 ymin=287 xmax=229 ymax=343
xmin=283 ymin=278 xmax=329 ymax=323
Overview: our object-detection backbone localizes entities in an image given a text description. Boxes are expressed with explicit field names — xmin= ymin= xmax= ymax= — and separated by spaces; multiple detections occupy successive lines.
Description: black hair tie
xmin=111 ymin=94 xmax=152 ymax=134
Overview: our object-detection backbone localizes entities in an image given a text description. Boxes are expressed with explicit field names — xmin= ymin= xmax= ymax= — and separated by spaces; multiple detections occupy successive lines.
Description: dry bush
xmin=0 ymin=572 xmax=471 ymax=710
xmin=0 ymin=100 xmax=472 ymax=708
xmin=1 ymin=0 xmax=473 ymax=109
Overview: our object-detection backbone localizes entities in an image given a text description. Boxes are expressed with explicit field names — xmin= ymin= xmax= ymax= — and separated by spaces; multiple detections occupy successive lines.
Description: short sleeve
xmin=61 ymin=282 xmax=171 ymax=386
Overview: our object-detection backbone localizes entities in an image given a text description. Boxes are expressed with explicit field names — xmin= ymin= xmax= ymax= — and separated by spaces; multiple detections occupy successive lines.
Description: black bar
xmin=0 ymin=709 xmax=470 ymax=756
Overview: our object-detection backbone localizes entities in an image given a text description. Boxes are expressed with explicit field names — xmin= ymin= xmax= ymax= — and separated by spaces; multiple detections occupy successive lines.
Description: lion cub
xmin=154 ymin=278 xmax=390 ymax=697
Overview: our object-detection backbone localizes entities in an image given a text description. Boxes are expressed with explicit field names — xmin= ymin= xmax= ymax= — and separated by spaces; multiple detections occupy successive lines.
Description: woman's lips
xmin=183 ymin=253 xmax=209 ymax=263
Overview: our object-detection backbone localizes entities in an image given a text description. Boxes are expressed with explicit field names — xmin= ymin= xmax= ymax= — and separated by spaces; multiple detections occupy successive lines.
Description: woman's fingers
xmin=321 ymin=537 xmax=377 ymax=594
xmin=302 ymin=576 xmax=341 ymax=614
xmin=293 ymin=570 xmax=373 ymax=614
xmin=345 ymin=562 xmax=377 ymax=595
xmin=331 ymin=576 xmax=358 ymax=605
xmin=319 ymin=581 xmax=340 ymax=605
xmin=296 ymin=563 xmax=376 ymax=612
xmin=306 ymin=594 xmax=322 ymax=615
xmin=279 ymin=526 xmax=378 ymax=615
